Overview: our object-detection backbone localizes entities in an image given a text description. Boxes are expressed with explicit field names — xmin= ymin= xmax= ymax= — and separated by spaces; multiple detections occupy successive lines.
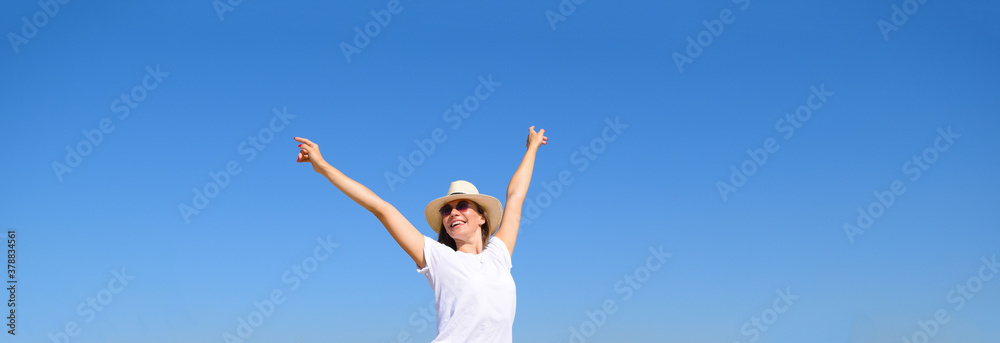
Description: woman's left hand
xmin=526 ymin=126 xmax=548 ymax=149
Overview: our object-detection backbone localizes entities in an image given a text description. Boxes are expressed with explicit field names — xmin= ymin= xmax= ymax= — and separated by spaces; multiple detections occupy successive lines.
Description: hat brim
xmin=425 ymin=194 xmax=503 ymax=236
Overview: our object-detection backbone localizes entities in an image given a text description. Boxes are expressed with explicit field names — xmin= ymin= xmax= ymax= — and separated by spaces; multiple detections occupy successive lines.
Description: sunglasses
xmin=439 ymin=200 xmax=477 ymax=216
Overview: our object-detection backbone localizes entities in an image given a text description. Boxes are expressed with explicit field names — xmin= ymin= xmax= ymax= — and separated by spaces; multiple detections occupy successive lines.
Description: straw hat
xmin=424 ymin=180 xmax=503 ymax=235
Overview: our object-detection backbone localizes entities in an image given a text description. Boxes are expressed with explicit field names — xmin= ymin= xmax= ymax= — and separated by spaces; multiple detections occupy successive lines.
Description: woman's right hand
xmin=294 ymin=137 xmax=330 ymax=174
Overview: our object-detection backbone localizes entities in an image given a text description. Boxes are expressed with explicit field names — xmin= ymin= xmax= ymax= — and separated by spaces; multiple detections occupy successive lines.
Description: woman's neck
xmin=455 ymin=239 xmax=483 ymax=254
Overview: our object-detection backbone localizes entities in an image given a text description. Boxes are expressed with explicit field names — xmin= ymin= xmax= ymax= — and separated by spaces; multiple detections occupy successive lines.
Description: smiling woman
xmin=426 ymin=188 xmax=503 ymax=253
xmin=293 ymin=126 xmax=547 ymax=342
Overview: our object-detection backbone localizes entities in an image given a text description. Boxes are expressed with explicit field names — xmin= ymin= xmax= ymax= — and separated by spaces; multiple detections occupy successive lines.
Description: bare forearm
xmin=316 ymin=164 xmax=385 ymax=213
xmin=495 ymin=127 xmax=547 ymax=253
xmin=295 ymin=137 xmax=425 ymax=266
xmin=507 ymin=147 xmax=539 ymax=198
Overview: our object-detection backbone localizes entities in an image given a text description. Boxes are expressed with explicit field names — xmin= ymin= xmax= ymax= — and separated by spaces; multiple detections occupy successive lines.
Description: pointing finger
xmin=294 ymin=137 xmax=317 ymax=148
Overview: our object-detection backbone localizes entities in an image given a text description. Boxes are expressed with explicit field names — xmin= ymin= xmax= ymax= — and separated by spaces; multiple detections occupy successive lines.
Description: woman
xmin=293 ymin=126 xmax=548 ymax=342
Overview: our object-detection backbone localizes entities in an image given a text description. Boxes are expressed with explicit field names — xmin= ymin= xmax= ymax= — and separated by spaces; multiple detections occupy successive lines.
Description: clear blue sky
xmin=2 ymin=0 xmax=999 ymax=342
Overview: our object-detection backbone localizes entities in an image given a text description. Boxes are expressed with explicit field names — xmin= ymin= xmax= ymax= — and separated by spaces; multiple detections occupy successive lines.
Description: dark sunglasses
xmin=439 ymin=200 xmax=476 ymax=216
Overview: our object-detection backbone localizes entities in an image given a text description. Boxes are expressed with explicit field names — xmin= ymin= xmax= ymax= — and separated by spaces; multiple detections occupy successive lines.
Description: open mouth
xmin=449 ymin=221 xmax=466 ymax=230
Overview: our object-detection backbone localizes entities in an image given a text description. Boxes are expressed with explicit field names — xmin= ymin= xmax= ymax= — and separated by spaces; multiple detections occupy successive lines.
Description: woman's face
xmin=441 ymin=199 xmax=484 ymax=241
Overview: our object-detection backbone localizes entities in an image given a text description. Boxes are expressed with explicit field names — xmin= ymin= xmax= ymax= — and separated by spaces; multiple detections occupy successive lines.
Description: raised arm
xmin=294 ymin=137 xmax=427 ymax=268
xmin=494 ymin=126 xmax=548 ymax=255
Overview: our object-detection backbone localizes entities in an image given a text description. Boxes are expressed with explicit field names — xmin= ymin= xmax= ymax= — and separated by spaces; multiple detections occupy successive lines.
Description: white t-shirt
xmin=417 ymin=235 xmax=517 ymax=343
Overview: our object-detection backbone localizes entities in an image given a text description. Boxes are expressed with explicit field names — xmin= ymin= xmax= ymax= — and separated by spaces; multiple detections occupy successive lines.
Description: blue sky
xmin=2 ymin=0 xmax=999 ymax=342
